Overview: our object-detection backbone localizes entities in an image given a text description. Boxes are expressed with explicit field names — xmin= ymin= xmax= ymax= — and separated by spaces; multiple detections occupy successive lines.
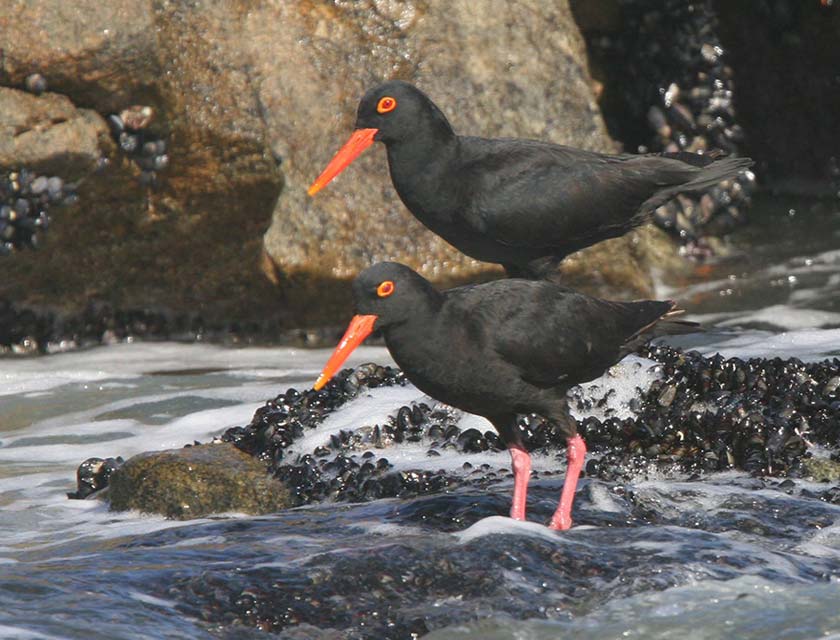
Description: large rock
xmin=108 ymin=443 xmax=293 ymax=519
xmin=0 ymin=0 xmax=676 ymax=340
xmin=0 ymin=0 xmax=286 ymax=333
xmin=252 ymin=0 xmax=662 ymax=296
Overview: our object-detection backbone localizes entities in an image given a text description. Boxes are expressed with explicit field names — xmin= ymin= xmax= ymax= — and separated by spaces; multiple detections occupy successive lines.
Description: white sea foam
xmin=693 ymin=328 xmax=840 ymax=361
xmin=0 ymin=342 xmax=390 ymax=397
xmin=127 ymin=591 xmax=180 ymax=609
xmin=287 ymin=385 xmax=426 ymax=457
xmin=0 ymin=625 xmax=63 ymax=640
xmin=0 ymin=344 xmax=392 ymax=553
xmin=570 ymin=355 xmax=661 ymax=421
xmin=455 ymin=515 xmax=564 ymax=543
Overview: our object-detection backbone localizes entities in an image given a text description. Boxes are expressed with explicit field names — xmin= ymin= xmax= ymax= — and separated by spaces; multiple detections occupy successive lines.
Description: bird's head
xmin=313 ymin=262 xmax=438 ymax=390
xmin=307 ymin=81 xmax=452 ymax=196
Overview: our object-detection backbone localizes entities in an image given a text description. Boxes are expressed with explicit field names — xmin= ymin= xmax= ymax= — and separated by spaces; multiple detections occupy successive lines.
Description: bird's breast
xmin=385 ymin=323 xmax=518 ymax=418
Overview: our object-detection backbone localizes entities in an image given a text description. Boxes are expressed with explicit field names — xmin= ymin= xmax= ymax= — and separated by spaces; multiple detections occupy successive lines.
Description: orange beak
xmin=313 ymin=314 xmax=378 ymax=391
xmin=307 ymin=128 xmax=379 ymax=196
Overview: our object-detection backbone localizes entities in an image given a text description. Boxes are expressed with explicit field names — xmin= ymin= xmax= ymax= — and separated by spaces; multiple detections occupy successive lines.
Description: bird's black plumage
xmin=316 ymin=262 xmax=697 ymax=529
xmin=350 ymin=262 xmax=693 ymax=445
xmin=314 ymin=80 xmax=753 ymax=278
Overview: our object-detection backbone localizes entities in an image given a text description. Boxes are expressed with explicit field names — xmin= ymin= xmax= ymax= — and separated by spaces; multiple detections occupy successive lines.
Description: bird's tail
xmin=676 ymin=156 xmax=754 ymax=193
xmin=641 ymin=155 xmax=754 ymax=214
xmin=619 ymin=304 xmax=700 ymax=356
xmin=643 ymin=306 xmax=701 ymax=339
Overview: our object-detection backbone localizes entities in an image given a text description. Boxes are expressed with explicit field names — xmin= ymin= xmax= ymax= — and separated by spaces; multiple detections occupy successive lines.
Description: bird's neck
xmin=387 ymin=125 xmax=457 ymax=173
xmin=382 ymin=289 xmax=444 ymax=357
xmin=387 ymin=111 xmax=458 ymax=220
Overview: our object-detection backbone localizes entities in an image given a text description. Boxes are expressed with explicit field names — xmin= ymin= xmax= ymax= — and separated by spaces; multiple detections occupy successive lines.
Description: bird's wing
xmin=459 ymin=280 xmax=673 ymax=388
xmin=457 ymin=137 xmax=704 ymax=252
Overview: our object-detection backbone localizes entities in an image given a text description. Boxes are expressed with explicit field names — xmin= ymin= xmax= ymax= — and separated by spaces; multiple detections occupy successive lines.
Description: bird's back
xmin=392 ymin=134 xmax=750 ymax=272
xmin=445 ymin=279 xmax=683 ymax=388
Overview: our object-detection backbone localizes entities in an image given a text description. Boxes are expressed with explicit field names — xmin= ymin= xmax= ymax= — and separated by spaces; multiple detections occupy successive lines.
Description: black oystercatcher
xmin=313 ymin=262 xmax=697 ymax=529
xmin=308 ymin=81 xmax=753 ymax=278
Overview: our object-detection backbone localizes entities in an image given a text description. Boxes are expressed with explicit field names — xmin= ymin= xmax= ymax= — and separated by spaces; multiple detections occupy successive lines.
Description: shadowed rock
xmin=1 ymin=0 xmax=680 ymax=344
xmin=0 ymin=88 xmax=110 ymax=177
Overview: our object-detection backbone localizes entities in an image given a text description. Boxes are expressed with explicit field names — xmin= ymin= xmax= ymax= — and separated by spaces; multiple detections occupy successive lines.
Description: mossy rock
xmin=802 ymin=457 xmax=840 ymax=483
xmin=108 ymin=443 xmax=292 ymax=519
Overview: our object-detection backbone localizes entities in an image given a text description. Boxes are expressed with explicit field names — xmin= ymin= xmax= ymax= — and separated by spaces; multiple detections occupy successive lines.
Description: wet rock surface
xmin=152 ymin=479 xmax=840 ymax=639
xmin=0 ymin=295 xmax=346 ymax=355
xmin=0 ymin=0 xmax=284 ymax=335
xmin=107 ymin=443 xmax=292 ymax=519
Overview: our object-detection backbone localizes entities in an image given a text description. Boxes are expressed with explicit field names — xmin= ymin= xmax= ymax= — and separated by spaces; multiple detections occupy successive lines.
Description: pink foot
xmin=509 ymin=446 xmax=531 ymax=521
xmin=548 ymin=435 xmax=586 ymax=531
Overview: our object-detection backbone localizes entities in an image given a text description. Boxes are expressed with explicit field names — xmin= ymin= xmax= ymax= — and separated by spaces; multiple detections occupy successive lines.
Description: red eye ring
xmin=377 ymin=280 xmax=395 ymax=298
xmin=376 ymin=96 xmax=397 ymax=114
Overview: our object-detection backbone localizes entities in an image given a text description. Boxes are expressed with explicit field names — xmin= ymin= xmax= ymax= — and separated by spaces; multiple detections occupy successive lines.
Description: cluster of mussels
xmin=587 ymin=345 xmax=840 ymax=479
xmin=0 ymin=169 xmax=76 ymax=254
xmin=70 ymin=349 xmax=840 ymax=503
xmin=107 ymin=106 xmax=169 ymax=185
xmin=67 ymin=457 xmax=124 ymax=499
xmin=219 ymin=364 xmax=465 ymax=505
xmin=211 ymin=347 xmax=840 ymax=508
xmin=585 ymin=0 xmax=755 ymax=251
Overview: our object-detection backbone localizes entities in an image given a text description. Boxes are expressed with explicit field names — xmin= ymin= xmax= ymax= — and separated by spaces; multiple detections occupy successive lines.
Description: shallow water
xmin=1 ymin=332 xmax=839 ymax=639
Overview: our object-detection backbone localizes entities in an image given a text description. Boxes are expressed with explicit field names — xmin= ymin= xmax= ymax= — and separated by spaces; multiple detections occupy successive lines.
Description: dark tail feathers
xmin=642 ymin=155 xmax=754 ymax=213
xmin=620 ymin=303 xmax=700 ymax=356
xmin=677 ymin=156 xmax=754 ymax=193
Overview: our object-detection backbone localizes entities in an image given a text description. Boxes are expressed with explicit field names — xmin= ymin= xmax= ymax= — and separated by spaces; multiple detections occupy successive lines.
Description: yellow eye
xmin=377 ymin=280 xmax=395 ymax=297
xmin=376 ymin=96 xmax=397 ymax=114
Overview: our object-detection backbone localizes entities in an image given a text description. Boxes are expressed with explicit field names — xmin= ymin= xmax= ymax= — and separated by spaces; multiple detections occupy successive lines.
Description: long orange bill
xmin=313 ymin=314 xmax=378 ymax=390
xmin=307 ymin=128 xmax=379 ymax=196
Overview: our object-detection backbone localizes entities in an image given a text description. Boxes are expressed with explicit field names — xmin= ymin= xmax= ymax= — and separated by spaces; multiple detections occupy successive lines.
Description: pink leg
xmin=549 ymin=435 xmax=587 ymax=531
xmin=508 ymin=445 xmax=531 ymax=521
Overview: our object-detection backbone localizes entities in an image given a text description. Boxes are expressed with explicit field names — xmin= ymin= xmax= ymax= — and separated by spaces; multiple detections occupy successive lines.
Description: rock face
xmin=0 ymin=0 xmax=286 ymax=336
xmin=0 ymin=0 xmax=677 ymax=342
xmin=252 ymin=0 xmax=616 ymax=282
xmin=714 ymin=0 xmax=840 ymax=190
xmin=107 ymin=443 xmax=292 ymax=519
xmin=573 ymin=0 xmax=756 ymax=254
